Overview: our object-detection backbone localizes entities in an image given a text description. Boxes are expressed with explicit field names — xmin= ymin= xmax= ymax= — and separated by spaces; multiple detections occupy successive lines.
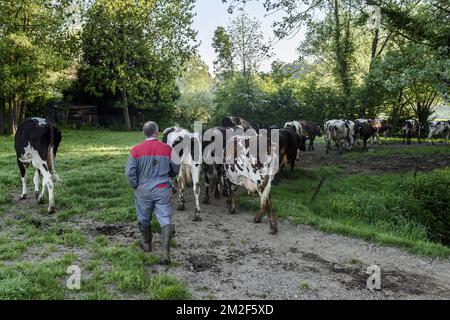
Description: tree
xmin=370 ymin=42 xmax=447 ymax=130
xmin=174 ymin=56 xmax=216 ymax=128
xmin=228 ymin=13 xmax=272 ymax=81
xmin=78 ymin=0 xmax=197 ymax=130
xmin=0 ymin=0 xmax=79 ymax=134
xmin=212 ymin=26 xmax=235 ymax=78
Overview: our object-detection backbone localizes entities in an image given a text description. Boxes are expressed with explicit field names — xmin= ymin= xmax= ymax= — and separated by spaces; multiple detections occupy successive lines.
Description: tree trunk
xmin=12 ymin=97 xmax=19 ymax=135
xmin=0 ymin=95 xmax=5 ymax=135
xmin=333 ymin=0 xmax=351 ymax=100
xmin=122 ymin=90 xmax=131 ymax=130
xmin=19 ymin=99 xmax=26 ymax=123
xmin=8 ymin=98 xmax=14 ymax=135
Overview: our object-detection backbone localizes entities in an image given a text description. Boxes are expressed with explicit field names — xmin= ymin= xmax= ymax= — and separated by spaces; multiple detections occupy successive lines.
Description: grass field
xmin=0 ymin=130 xmax=190 ymax=299
xmin=0 ymin=129 xmax=449 ymax=299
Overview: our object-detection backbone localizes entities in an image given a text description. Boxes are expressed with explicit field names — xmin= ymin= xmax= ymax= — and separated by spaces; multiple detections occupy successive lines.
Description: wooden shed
xmin=48 ymin=104 xmax=98 ymax=128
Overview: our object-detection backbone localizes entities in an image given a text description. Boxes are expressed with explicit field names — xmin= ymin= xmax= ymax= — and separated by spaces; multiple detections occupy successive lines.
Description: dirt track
xmin=156 ymin=143 xmax=450 ymax=300
xmin=6 ymin=143 xmax=450 ymax=300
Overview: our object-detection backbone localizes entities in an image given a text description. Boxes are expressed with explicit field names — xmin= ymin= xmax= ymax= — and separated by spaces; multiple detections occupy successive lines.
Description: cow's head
xmin=162 ymin=127 xmax=177 ymax=144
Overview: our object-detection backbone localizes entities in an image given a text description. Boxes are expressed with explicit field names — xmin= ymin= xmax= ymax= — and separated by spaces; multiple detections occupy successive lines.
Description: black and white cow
xmin=427 ymin=121 xmax=450 ymax=144
xmin=14 ymin=117 xmax=62 ymax=213
xmin=283 ymin=120 xmax=305 ymax=159
xmin=201 ymin=126 xmax=229 ymax=204
xmin=224 ymin=132 xmax=279 ymax=234
xmin=324 ymin=119 xmax=354 ymax=154
xmin=402 ymin=119 xmax=421 ymax=145
xmin=163 ymin=127 xmax=202 ymax=221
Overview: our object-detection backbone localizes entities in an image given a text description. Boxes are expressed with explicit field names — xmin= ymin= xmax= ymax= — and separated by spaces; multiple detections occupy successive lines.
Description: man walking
xmin=125 ymin=121 xmax=179 ymax=264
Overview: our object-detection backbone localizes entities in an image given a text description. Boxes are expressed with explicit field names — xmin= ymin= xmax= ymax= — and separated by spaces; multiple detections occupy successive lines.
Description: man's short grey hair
xmin=143 ymin=121 xmax=158 ymax=138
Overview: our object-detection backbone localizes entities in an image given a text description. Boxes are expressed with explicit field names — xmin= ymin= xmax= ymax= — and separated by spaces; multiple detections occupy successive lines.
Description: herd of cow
xmin=13 ymin=116 xmax=450 ymax=235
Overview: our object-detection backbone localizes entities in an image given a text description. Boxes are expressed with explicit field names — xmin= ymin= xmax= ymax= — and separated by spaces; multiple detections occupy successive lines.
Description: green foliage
xmin=212 ymin=26 xmax=235 ymax=78
xmin=213 ymin=12 xmax=271 ymax=80
xmin=76 ymin=0 xmax=197 ymax=129
xmin=405 ymin=171 xmax=450 ymax=245
xmin=174 ymin=56 xmax=216 ymax=128
xmin=0 ymin=0 xmax=79 ymax=133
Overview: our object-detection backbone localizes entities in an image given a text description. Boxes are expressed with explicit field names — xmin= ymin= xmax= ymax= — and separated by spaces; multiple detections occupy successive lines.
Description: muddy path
xmin=300 ymin=142 xmax=450 ymax=175
xmin=161 ymin=196 xmax=450 ymax=300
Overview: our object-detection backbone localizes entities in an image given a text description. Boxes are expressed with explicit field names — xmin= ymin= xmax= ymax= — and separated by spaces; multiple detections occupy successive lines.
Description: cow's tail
xmin=48 ymin=127 xmax=63 ymax=185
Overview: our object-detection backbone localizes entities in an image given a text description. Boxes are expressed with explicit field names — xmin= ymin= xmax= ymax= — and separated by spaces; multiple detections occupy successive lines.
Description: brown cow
xmin=300 ymin=121 xmax=322 ymax=151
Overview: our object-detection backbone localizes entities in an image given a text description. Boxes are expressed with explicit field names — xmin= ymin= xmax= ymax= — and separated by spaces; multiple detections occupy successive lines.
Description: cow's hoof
xmin=269 ymin=226 xmax=278 ymax=235
xmin=191 ymin=214 xmax=202 ymax=222
xmin=48 ymin=207 xmax=56 ymax=214
xmin=177 ymin=204 xmax=185 ymax=211
xmin=34 ymin=191 xmax=39 ymax=201
xmin=253 ymin=217 xmax=262 ymax=223
xmin=19 ymin=195 xmax=27 ymax=200
xmin=229 ymin=208 xmax=236 ymax=215
xmin=37 ymin=196 xmax=44 ymax=204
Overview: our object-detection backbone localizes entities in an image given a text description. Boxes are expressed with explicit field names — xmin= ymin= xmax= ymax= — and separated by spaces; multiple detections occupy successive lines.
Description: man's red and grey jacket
xmin=125 ymin=138 xmax=180 ymax=190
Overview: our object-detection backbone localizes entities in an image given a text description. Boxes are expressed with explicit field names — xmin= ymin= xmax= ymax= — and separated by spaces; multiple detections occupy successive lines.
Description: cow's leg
xmin=37 ymin=171 xmax=48 ymax=204
xmin=213 ymin=177 xmax=220 ymax=199
xmin=253 ymin=206 xmax=264 ymax=223
xmin=41 ymin=167 xmax=55 ymax=213
xmin=177 ymin=179 xmax=185 ymax=211
xmin=191 ymin=169 xmax=201 ymax=221
xmin=253 ymin=190 xmax=265 ymax=223
xmin=227 ymin=181 xmax=236 ymax=214
xmin=266 ymin=194 xmax=277 ymax=234
xmin=18 ymin=160 xmax=27 ymax=200
xmin=325 ymin=138 xmax=330 ymax=154
xmin=202 ymin=171 xmax=210 ymax=204
xmin=192 ymin=182 xmax=201 ymax=221
xmin=33 ymin=169 xmax=40 ymax=200
xmin=338 ymin=140 xmax=344 ymax=154
xmin=427 ymin=133 xmax=433 ymax=145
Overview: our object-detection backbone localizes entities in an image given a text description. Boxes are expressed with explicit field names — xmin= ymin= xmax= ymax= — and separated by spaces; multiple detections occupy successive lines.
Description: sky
xmin=193 ymin=0 xmax=306 ymax=74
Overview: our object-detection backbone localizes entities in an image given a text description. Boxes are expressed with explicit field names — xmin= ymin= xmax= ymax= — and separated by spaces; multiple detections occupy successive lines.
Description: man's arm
xmin=125 ymin=154 xmax=139 ymax=189
xmin=169 ymin=159 xmax=180 ymax=178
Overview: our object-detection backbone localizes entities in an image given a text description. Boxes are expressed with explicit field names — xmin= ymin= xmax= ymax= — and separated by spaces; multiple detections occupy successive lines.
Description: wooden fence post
xmin=309 ymin=177 xmax=326 ymax=204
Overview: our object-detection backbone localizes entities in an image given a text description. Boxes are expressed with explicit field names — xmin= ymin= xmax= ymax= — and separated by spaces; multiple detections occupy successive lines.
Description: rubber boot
xmin=138 ymin=223 xmax=152 ymax=252
xmin=160 ymin=224 xmax=175 ymax=265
